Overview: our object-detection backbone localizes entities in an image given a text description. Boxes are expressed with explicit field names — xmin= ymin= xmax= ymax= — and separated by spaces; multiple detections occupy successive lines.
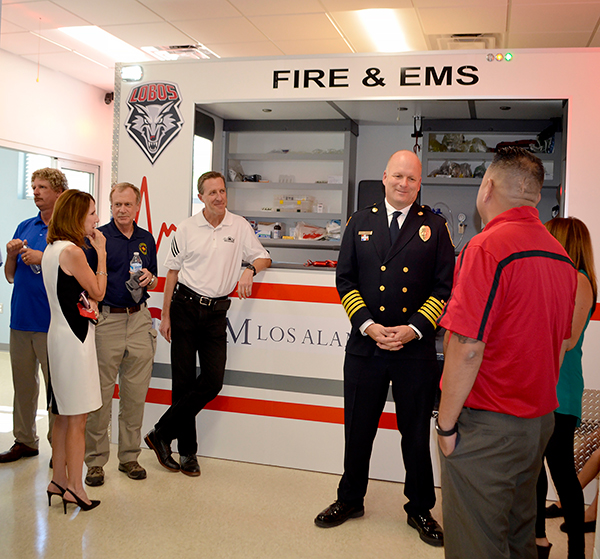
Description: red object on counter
xmin=304 ymin=260 xmax=337 ymax=268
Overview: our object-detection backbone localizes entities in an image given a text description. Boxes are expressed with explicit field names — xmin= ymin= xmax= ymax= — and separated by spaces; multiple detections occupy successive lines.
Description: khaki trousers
xmin=9 ymin=329 xmax=54 ymax=448
xmin=85 ymin=305 xmax=156 ymax=467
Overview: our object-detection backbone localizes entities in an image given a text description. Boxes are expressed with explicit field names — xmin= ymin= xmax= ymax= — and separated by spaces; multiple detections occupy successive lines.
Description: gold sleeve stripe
xmin=341 ymin=290 xmax=366 ymax=319
xmin=417 ymin=296 xmax=446 ymax=327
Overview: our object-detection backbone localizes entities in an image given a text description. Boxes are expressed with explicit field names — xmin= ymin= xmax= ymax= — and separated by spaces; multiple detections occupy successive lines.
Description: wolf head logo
xmin=124 ymin=82 xmax=184 ymax=164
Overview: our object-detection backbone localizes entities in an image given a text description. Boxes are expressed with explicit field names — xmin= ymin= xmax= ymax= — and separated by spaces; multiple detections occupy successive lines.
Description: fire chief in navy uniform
xmin=315 ymin=150 xmax=455 ymax=548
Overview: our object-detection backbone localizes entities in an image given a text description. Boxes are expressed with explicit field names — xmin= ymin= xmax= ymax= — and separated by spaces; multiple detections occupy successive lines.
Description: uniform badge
xmin=371 ymin=207 xmax=378 ymax=213
xmin=138 ymin=242 xmax=148 ymax=256
xmin=359 ymin=231 xmax=372 ymax=241
xmin=419 ymin=225 xmax=431 ymax=242
xmin=223 ymin=236 xmax=235 ymax=243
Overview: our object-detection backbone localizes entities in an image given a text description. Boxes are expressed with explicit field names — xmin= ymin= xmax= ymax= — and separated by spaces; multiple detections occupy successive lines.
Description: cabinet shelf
xmin=223 ymin=120 xmax=357 ymax=267
xmin=228 ymin=152 xmax=344 ymax=161
xmin=425 ymin=152 xmax=556 ymax=161
xmin=232 ymin=210 xmax=341 ymax=220
xmin=226 ymin=181 xmax=342 ymax=191
xmin=260 ymin=239 xmax=341 ymax=249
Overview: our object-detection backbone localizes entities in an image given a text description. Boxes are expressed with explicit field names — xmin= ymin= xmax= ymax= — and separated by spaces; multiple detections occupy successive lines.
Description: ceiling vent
xmin=431 ymin=34 xmax=500 ymax=50
xmin=141 ymin=44 xmax=219 ymax=61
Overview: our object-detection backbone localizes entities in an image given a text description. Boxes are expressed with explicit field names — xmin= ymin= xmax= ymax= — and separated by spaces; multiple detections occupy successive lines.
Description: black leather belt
xmin=175 ymin=283 xmax=229 ymax=309
xmin=100 ymin=304 xmax=141 ymax=314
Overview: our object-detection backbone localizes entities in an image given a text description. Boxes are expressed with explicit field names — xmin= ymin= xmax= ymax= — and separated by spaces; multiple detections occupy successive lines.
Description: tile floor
xmin=0 ymin=351 xmax=594 ymax=558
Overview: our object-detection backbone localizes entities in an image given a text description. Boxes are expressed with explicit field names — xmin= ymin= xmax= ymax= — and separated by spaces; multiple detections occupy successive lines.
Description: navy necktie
xmin=390 ymin=211 xmax=402 ymax=244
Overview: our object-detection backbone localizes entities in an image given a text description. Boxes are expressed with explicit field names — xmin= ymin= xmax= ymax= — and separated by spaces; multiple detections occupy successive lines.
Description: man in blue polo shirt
xmin=84 ymin=182 xmax=158 ymax=486
xmin=1 ymin=168 xmax=67 ymax=463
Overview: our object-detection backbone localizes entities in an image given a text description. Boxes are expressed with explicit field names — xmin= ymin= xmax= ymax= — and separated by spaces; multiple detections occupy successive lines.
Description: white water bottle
xmin=129 ymin=252 xmax=142 ymax=275
xmin=22 ymin=240 xmax=41 ymax=274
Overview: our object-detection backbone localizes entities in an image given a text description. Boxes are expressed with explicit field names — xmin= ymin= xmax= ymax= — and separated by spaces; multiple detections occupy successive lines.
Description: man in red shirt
xmin=436 ymin=147 xmax=577 ymax=559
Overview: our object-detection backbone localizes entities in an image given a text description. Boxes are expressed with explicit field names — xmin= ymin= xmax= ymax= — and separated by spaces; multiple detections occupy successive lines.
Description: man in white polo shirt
xmin=145 ymin=171 xmax=270 ymax=476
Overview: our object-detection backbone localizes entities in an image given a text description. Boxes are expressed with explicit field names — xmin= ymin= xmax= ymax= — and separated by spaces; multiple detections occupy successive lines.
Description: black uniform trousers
xmin=155 ymin=290 xmax=227 ymax=456
xmin=337 ymin=352 xmax=438 ymax=516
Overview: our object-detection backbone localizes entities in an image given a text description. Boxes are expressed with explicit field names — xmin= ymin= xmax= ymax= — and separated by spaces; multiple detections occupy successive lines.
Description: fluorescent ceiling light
xmin=58 ymin=26 xmax=150 ymax=63
xmin=358 ymin=9 xmax=410 ymax=52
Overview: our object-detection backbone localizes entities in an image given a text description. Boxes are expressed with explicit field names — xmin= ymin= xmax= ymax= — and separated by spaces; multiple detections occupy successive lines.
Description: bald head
xmin=386 ymin=150 xmax=422 ymax=174
xmin=383 ymin=150 xmax=422 ymax=210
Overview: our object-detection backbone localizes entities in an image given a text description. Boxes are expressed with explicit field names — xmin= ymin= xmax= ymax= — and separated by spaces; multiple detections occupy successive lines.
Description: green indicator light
xmin=505 ymin=53 xmax=513 ymax=61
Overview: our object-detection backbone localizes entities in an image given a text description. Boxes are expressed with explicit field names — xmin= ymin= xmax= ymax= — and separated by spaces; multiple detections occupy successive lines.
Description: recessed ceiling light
xmin=358 ymin=9 xmax=409 ymax=52
xmin=499 ymin=106 xmax=511 ymax=111
xmin=262 ymin=108 xmax=272 ymax=113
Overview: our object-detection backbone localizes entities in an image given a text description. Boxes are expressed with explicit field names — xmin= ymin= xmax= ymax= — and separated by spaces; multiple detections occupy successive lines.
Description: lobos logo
xmin=125 ymin=82 xmax=184 ymax=164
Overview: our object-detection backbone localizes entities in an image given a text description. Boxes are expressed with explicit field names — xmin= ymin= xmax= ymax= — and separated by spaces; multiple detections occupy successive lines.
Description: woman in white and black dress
xmin=42 ymin=190 xmax=107 ymax=512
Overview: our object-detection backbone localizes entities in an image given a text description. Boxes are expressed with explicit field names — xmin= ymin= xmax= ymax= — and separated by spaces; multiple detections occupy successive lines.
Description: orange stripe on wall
xmin=115 ymin=385 xmax=396 ymax=430
xmin=148 ymin=279 xmax=340 ymax=305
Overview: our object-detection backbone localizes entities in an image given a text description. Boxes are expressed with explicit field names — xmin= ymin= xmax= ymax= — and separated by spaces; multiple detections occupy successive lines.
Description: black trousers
xmin=536 ymin=412 xmax=585 ymax=559
xmin=337 ymin=353 xmax=438 ymax=515
xmin=155 ymin=291 xmax=227 ymax=455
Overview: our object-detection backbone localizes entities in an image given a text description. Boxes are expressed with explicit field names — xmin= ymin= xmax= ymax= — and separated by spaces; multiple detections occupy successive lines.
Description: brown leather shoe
xmin=180 ymin=455 xmax=201 ymax=477
xmin=119 ymin=461 xmax=147 ymax=480
xmin=0 ymin=443 xmax=39 ymax=463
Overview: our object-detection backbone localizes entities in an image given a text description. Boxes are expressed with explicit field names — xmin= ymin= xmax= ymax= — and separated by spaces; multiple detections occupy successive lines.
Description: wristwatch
xmin=435 ymin=418 xmax=458 ymax=437
xmin=246 ymin=263 xmax=257 ymax=276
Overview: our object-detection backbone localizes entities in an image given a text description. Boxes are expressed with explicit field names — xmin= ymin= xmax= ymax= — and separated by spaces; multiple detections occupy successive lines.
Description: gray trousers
xmin=440 ymin=408 xmax=554 ymax=559
xmin=85 ymin=305 xmax=156 ymax=467
xmin=9 ymin=329 xmax=54 ymax=448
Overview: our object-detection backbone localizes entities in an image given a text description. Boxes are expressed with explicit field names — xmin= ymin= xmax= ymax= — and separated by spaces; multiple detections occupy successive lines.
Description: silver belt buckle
xmin=199 ymin=296 xmax=211 ymax=306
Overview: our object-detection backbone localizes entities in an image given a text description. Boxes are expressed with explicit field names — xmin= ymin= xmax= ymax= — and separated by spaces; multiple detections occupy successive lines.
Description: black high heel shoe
xmin=62 ymin=488 xmax=100 ymax=514
xmin=47 ymin=481 xmax=66 ymax=506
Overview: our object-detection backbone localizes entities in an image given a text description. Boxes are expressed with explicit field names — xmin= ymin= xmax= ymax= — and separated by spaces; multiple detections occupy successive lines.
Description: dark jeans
xmin=536 ymin=412 xmax=585 ymax=559
xmin=156 ymin=292 xmax=227 ymax=455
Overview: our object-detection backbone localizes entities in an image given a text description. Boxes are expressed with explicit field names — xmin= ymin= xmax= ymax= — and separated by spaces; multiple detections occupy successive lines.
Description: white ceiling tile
xmin=51 ymin=0 xmax=163 ymax=26
xmin=322 ymin=1 xmax=413 ymax=9
xmin=100 ymin=22 xmax=194 ymax=48
xmin=248 ymin=13 xmax=340 ymax=41
xmin=1 ymin=1 xmax=88 ymax=30
xmin=413 ymin=0 xmax=504 ymax=6
xmin=138 ymin=0 xmax=240 ymax=20
xmin=21 ymin=51 xmax=115 ymax=90
xmin=510 ymin=3 xmax=600 ymax=33
xmin=418 ymin=5 xmax=507 ymax=34
xmin=0 ymin=18 xmax=28 ymax=33
xmin=0 ymin=30 xmax=69 ymax=54
xmin=275 ymin=38 xmax=354 ymax=55
xmin=508 ymin=32 xmax=591 ymax=48
xmin=203 ymin=41 xmax=283 ymax=58
xmin=228 ymin=0 xmax=325 ymax=16
xmin=174 ymin=18 xmax=267 ymax=44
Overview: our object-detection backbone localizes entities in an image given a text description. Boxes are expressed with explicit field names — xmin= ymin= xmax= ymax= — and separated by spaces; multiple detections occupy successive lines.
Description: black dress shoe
xmin=144 ymin=429 xmax=180 ymax=472
xmin=314 ymin=500 xmax=364 ymax=528
xmin=180 ymin=454 xmax=201 ymax=477
xmin=407 ymin=512 xmax=444 ymax=547
xmin=0 ymin=442 xmax=39 ymax=463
